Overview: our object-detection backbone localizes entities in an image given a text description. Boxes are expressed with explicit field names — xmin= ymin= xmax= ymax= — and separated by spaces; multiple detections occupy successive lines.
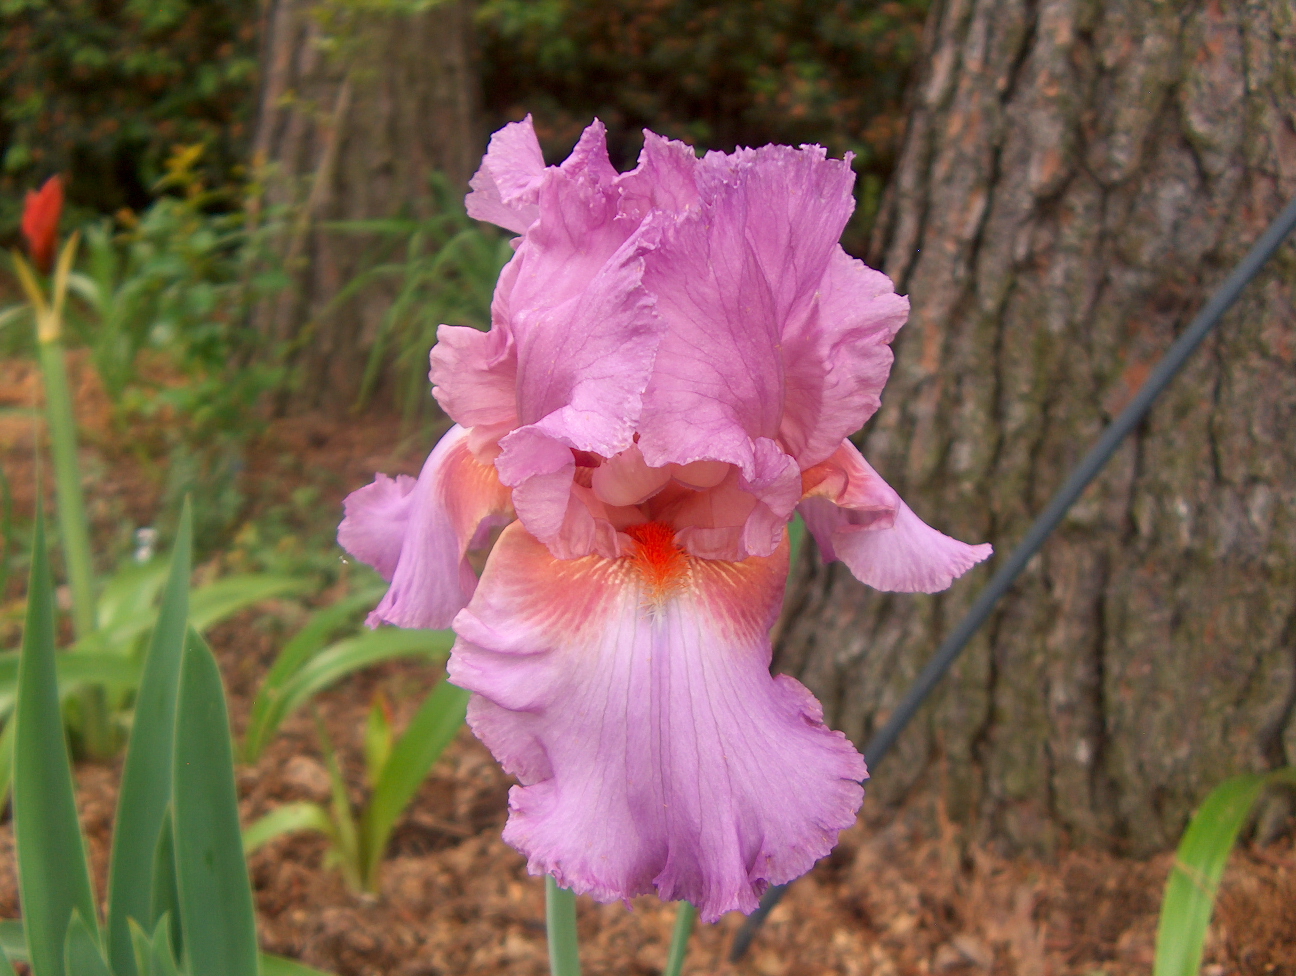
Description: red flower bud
xmin=21 ymin=175 xmax=64 ymax=274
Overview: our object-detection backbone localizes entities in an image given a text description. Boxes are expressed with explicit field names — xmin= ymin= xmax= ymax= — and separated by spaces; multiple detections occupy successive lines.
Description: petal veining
xmin=448 ymin=522 xmax=866 ymax=921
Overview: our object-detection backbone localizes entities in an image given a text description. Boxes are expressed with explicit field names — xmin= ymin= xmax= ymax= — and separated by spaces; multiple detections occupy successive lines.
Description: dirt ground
xmin=0 ymin=355 xmax=1292 ymax=976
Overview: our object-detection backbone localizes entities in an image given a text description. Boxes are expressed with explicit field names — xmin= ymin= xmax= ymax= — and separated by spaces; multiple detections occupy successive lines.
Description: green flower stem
xmin=664 ymin=901 xmax=696 ymax=976
xmin=37 ymin=338 xmax=108 ymax=757
xmin=545 ymin=875 xmax=581 ymax=976
xmin=36 ymin=340 xmax=95 ymax=637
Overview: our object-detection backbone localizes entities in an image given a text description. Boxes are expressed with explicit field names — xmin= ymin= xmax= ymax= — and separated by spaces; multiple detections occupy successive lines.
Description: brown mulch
xmin=0 ymin=357 xmax=1292 ymax=976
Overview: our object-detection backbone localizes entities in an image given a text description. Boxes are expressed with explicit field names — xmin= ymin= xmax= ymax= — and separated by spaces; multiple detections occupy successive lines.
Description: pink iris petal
xmin=466 ymin=115 xmax=547 ymax=234
xmin=799 ymin=440 xmax=993 ymax=592
xmin=448 ymin=522 xmax=866 ymax=922
xmin=558 ymin=118 xmax=621 ymax=186
xmin=476 ymin=124 xmax=666 ymax=555
xmin=494 ymin=426 xmax=623 ymax=560
xmin=339 ymin=425 xmax=515 ymax=628
xmin=335 ymin=473 xmax=416 ymax=581
xmin=635 ymin=145 xmax=857 ymax=479
xmin=616 ymin=130 xmax=701 ymax=221
xmin=591 ymin=445 xmax=672 ymax=507
xmin=429 ymin=321 xmax=519 ymax=462
xmin=663 ymin=438 xmax=801 ymax=561
xmin=779 ymin=246 xmax=909 ymax=469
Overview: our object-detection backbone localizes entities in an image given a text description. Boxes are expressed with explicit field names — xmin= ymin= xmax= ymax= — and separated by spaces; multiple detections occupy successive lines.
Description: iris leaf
xmin=149 ymin=815 xmax=183 ymax=961
xmin=172 ymin=630 xmax=259 ymax=976
xmin=107 ymin=502 xmax=192 ymax=976
xmin=1153 ymin=766 xmax=1296 ymax=976
xmin=147 ymin=916 xmax=181 ymax=976
xmin=242 ymin=626 xmax=453 ymax=762
xmin=360 ymin=680 xmax=469 ymax=888
xmin=12 ymin=512 xmax=98 ymax=976
xmin=63 ymin=910 xmax=112 ymax=976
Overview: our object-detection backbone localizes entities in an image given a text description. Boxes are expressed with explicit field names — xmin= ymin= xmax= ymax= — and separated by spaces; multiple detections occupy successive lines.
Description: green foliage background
xmin=0 ymin=0 xmax=259 ymax=223
xmin=2 ymin=0 xmax=928 ymax=249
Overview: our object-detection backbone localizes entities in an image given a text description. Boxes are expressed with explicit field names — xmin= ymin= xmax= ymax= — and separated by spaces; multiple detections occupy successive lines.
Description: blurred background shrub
xmin=0 ymin=0 xmax=259 ymax=224
xmin=478 ymin=0 xmax=927 ymax=251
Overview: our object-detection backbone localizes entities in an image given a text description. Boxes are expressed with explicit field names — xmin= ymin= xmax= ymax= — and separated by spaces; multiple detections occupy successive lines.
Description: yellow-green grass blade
xmin=663 ymin=901 xmax=696 ymax=976
xmin=243 ymin=585 xmax=386 ymax=762
xmin=96 ymin=560 xmax=168 ymax=635
xmin=0 ymin=716 xmax=15 ymax=813
xmin=0 ymin=650 xmax=140 ymax=695
xmin=314 ymin=712 xmax=362 ymax=891
xmin=360 ymin=680 xmax=468 ymax=889
xmin=63 ymin=911 xmax=111 ymax=976
xmin=363 ymin=692 xmax=394 ymax=786
xmin=242 ymin=627 xmax=452 ymax=762
xmin=107 ymin=503 xmax=192 ymax=976
xmin=127 ymin=918 xmax=152 ymax=976
xmin=187 ymin=574 xmax=310 ymax=632
xmin=13 ymin=513 xmax=98 ymax=976
xmin=242 ymin=801 xmax=335 ymax=855
xmin=261 ymin=585 xmax=387 ymax=689
xmin=172 ymin=630 xmax=259 ymax=976
xmin=1154 ymin=767 xmax=1296 ymax=976
xmin=261 ymin=953 xmax=337 ymax=976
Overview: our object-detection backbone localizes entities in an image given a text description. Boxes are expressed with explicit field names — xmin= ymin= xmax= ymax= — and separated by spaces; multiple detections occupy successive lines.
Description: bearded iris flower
xmin=339 ymin=118 xmax=991 ymax=921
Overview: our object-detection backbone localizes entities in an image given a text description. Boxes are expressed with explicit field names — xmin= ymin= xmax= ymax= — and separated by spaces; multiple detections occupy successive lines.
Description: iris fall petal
xmin=448 ymin=522 xmax=866 ymax=921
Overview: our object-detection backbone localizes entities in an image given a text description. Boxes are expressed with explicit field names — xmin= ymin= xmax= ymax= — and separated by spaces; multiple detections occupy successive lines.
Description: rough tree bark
xmin=774 ymin=0 xmax=1296 ymax=855
xmin=250 ymin=0 xmax=480 ymax=411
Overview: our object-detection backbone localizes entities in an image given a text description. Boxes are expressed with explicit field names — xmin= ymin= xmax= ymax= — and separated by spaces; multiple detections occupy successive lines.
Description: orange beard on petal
xmin=623 ymin=521 xmax=690 ymax=607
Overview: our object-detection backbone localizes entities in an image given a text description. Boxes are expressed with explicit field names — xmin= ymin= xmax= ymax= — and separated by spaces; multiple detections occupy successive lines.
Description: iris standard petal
xmin=484 ymin=143 xmax=671 ymax=553
xmin=779 ymin=246 xmax=909 ymax=469
xmin=448 ymin=522 xmax=866 ymax=922
xmin=465 ymin=114 xmax=547 ymax=234
xmin=429 ymin=318 xmax=519 ymax=460
xmin=616 ymin=130 xmax=701 ymax=221
xmin=341 ymin=425 xmax=515 ymax=629
xmin=635 ymin=145 xmax=858 ymax=479
xmin=798 ymin=440 xmax=993 ymax=592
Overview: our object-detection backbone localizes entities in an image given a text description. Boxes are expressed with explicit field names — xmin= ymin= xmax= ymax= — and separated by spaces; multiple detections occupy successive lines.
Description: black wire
xmin=730 ymin=194 xmax=1296 ymax=962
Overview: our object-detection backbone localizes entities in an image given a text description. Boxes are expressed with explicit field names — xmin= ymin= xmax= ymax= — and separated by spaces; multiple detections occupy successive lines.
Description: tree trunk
xmin=250 ymin=0 xmax=480 ymax=411
xmin=774 ymin=0 xmax=1296 ymax=855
